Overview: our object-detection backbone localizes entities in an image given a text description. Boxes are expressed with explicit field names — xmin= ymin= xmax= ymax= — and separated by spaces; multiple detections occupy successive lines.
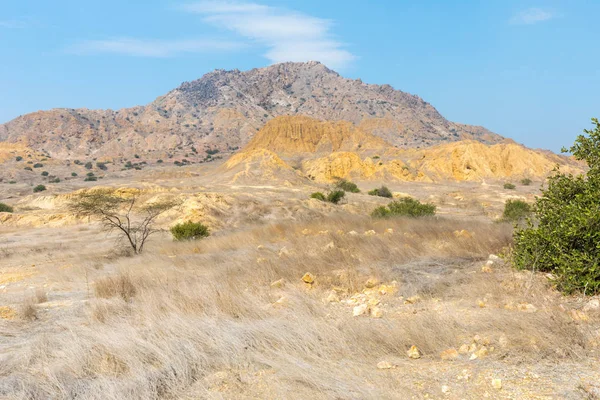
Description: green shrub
xmin=15 ymin=156 xmax=22 ymax=162
xmin=24 ymin=167 xmax=32 ymax=171
xmin=49 ymin=178 xmax=60 ymax=183
xmin=86 ymin=172 xmax=95 ymax=177
xmin=33 ymin=185 xmax=46 ymax=193
xmin=170 ymin=221 xmax=210 ymax=241
xmin=96 ymin=162 xmax=107 ymax=171
xmin=33 ymin=163 xmax=43 ymax=168
xmin=513 ymin=118 xmax=600 ymax=294
xmin=71 ymin=172 xmax=78 ymax=177
xmin=0 ymin=202 xmax=14 ymax=213
xmin=371 ymin=197 xmax=436 ymax=218
xmin=503 ymin=183 xmax=516 ymax=190
xmin=84 ymin=162 xmax=93 ymax=170
xmin=157 ymin=159 xmax=163 ymax=163
xmin=521 ymin=178 xmax=532 ymax=186
xmin=310 ymin=192 xmax=326 ymax=201
xmin=84 ymin=176 xmax=98 ymax=182
xmin=41 ymin=171 xmax=49 ymax=176
xmin=368 ymin=186 xmax=393 ymax=198
xmin=9 ymin=181 xmax=16 ymax=184
xmin=501 ymin=199 xmax=531 ymax=222
xmin=326 ymin=190 xmax=346 ymax=204
xmin=335 ymin=179 xmax=360 ymax=193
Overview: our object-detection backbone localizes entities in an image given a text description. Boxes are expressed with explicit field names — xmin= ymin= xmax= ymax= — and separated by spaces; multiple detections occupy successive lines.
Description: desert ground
xmin=1 ymin=160 xmax=600 ymax=400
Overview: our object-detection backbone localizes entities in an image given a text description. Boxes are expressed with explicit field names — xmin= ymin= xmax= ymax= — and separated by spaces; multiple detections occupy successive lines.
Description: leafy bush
xmin=371 ymin=197 xmax=436 ymax=218
xmin=513 ymin=118 xmax=600 ymax=294
xmin=326 ymin=190 xmax=346 ymax=204
xmin=0 ymin=202 xmax=14 ymax=213
xmin=503 ymin=183 xmax=516 ymax=190
xmin=33 ymin=163 xmax=43 ymax=168
xmin=24 ymin=167 xmax=32 ymax=171
xmin=96 ymin=162 xmax=107 ymax=171
xmin=501 ymin=199 xmax=531 ymax=222
xmin=33 ymin=185 xmax=46 ymax=193
xmin=49 ymin=178 xmax=60 ymax=183
xmin=84 ymin=176 xmax=98 ymax=182
xmin=335 ymin=179 xmax=360 ymax=193
xmin=157 ymin=159 xmax=163 ymax=163
xmin=310 ymin=192 xmax=326 ymax=201
xmin=521 ymin=178 xmax=532 ymax=186
xmin=84 ymin=162 xmax=93 ymax=170
xmin=9 ymin=181 xmax=16 ymax=184
xmin=368 ymin=186 xmax=393 ymax=198
xmin=41 ymin=171 xmax=49 ymax=176
xmin=15 ymin=156 xmax=22 ymax=162
xmin=71 ymin=172 xmax=78 ymax=177
xmin=87 ymin=172 xmax=95 ymax=177
xmin=170 ymin=221 xmax=210 ymax=241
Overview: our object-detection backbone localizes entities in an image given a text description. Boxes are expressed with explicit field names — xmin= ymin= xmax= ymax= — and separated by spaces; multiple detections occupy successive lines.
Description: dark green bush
xmin=24 ymin=167 xmax=32 ymax=171
xmin=371 ymin=197 xmax=436 ymax=218
xmin=9 ymin=181 xmax=16 ymax=184
xmin=84 ymin=176 xmax=98 ymax=182
xmin=157 ymin=159 xmax=163 ymax=163
xmin=84 ymin=162 xmax=93 ymax=170
xmin=33 ymin=185 xmax=46 ymax=193
xmin=33 ymin=163 xmax=43 ymax=168
xmin=87 ymin=172 xmax=95 ymax=177
xmin=326 ymin=190 xmax=346 ymax=204
xmin=15 ymin=156 xmax=22 ymax=162
xmin=368 ymin=186 xmax=393 ymax=198
xmin=41 ymin=171 xmax=49 ymax=176
xmin=0 ymin=202 xmax=13 ymax=213
xmin=170 ymin=221 xmax=210 ymax=241
xmin=49 ymin=178 xmax=60 ymax=183
xmin=521 ymin=178 xmax=532 ymax=186
xmin=335 ymin=179 xmax=360 ymax=193
xmin=503 ymin=183 xmax=516 ymax=190
xmin=96 ymin=162 xmax=107 ymax=171
xmin=71 ymin=172 xmax=78 ymax=177
xmin=513 ymin=118 xmax=600 ymax=294
xmin=501 ymin=199 xmax=531 ymax=222
xmin=310 ymin=192 xmax=326 ymax=201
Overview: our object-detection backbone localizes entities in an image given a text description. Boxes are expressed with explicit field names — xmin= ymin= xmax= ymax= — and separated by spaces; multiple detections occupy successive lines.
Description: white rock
xmin=348 ymin=231 xmax=358 ymax=236
xmin=353 ymin=304 xmax=369 ymax=317
xmin=441 ymin=385 xmax=450 ymax=394
xmin=491 ymin=378 xmax=502 ymax=389
xmin=488 ymin=254 xmax=500 ymax=261
xmin=377 ymin=361 xmax=394 ymax=369
xmin=323 ymin=241 xmax=335 ymax=251
xmin=584 ymin=299 xmax=600 ymax=312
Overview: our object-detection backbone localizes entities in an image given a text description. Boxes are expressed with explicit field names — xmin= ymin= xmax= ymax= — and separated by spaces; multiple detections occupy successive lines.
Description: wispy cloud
xmin=510 ymin=8 xmax=555 ymax=25
xmin=0 ymin=17 xmax=33 ymax=29
xmin=68 ymin=38 xmax=243 ymax=57
xmin=180 ymin=1 xmax=356 ymax=68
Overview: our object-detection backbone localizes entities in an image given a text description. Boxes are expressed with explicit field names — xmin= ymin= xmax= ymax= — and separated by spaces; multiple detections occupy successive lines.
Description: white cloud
xmin=181 ymin=1 xmax=355 ymax=68
xmin=68 ymin=38 xmax=243 ymax=57
xmin=510 ymin=8 xmax=555 ymax=25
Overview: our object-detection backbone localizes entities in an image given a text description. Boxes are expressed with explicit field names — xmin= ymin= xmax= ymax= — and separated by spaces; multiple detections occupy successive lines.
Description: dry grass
xmin=1 ymin=214 xmax=599 ymax=399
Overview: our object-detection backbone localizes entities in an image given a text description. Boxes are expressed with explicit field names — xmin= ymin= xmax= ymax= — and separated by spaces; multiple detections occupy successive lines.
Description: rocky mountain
xmin=0 ymin=62 xmax=506 ymax=159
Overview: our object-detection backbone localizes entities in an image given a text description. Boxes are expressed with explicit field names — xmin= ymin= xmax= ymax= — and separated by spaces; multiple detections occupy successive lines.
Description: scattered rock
xmin=474 ymin=346 xmax=489 ymax=358
xmin=257 ymin=245 xmax=264 ymax=250
xmin=488 ymin=254 xmax=500 ymax=261
xmin=404 ymin=295 xmax=421 ymax=305
xmin=302 ymin=273 xmax=315 ymax=284
xmin=0 ymin=306 xmax=16 ymax=320
xmin=458 ymin=344 xmax=470 ymax=354
xmin=353 ymin=304 xmax=369 ymax=317
xmin=301 ymin=228 xmax=311 ymax=235
xmin=348 ymin=231 xmax=358 ymax=236
xmin=453 ymin=229 xmax=473 ymax=238
xmin=326 ymin=291 xmax=340 ymax=303
xmin=364 ymin=230 xmax=376 ymax=236
xmin=318 ymin=230 xmax=329 ymax=235
xmin=481 ymin=265 xmax=493 ymax=273
xmin=323 ymin=241 xmax=335 ymax=251
xmin=377 ymin=361 xmax=395 ymax=369
xmin=365 ymin=277 xmax=380 ymax=289
xmin=384 ymin=228 xmax=394 ymax=235
xmin=273 ymin=296 xmax=288 ymax=308
xmin=256 ymin=257 xmax=267 ymax=264
xmin=278 ymin=247 xmax=290 ymax=257
xmin=517 ymin=303 xmax=537 ymax=313
xmin=407 ymin=345 xmax=421 ymax=359
xmin=571 ymin=310 xmax=589 ymax=321
xmin=584 ymin=299 xmax=600 ymax=312
xmin=270 ymin=279 xmax=285 ymax=289
xmin=441 ymin=385 xmax=450 ymax=394
xmin=491 ymin=378 xmax=502 ymax=390
xmin=378 ymin=283 xmax=398 ymax=295
xmin=370 ymin=306 xmax=383 ymax=318
xmin=440 ymin=348 xmax=459 ymax=361
xmin=477 ymin=300 xmax=486 ymax=308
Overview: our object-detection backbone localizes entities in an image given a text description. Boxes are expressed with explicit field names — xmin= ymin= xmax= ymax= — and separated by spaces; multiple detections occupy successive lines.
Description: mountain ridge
xmin=0 ymin=61 xmax=506 ymax=159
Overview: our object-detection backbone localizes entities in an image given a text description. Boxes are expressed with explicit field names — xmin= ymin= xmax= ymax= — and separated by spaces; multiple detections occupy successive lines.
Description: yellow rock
xmin=440 ymin=348 xmax=459 ymax=361
xmin=368 ymin=298 xmax=381 ymax=306
xmin=353 ymin=304 xmax=369 ymax=317
xmin=0 ymin=306 xmax=16 ymax=320
xmin=475 ymin=346 xmax=489 ymax=358
xmin=404 ymin=295 xmax=421 ymax=304
xmin=370 ymin=306 xmax=383 ymax=318
xmin=273 ymin=296 xmax=288 ymax=308
xmin=477 ymin=300 xmax=486 ymax=308
xmin=491 ymin=379 xmax=502 ymax=390
xmin=481 ymin=265 xmax=493 ymax=273
xmin=571 ymin=310 xmax=589 ymax=321
xmin=326 ymin=291 xmax=340 ymax=303
xmin=364 ymin=230 xmax=377 ymax=236
xmin=270 ymin=279 xmax=285 ymax=289
xmin=458 ymin=344 xmax=470 ymax=354
xmin=407 ymin=345 xmax=421 ymax=359
xmin=377 ymin=361 xmax=394 ymax=369
xmin=384 ymin=228 xmax=394 ymax=235
xmin=301 ymin=228 xmax=311 ymax=235
xmin=302 ymin=273 xmax=315 ymax=284
xmin=365 ymin=277 xmax=380 ymax=289
xmin=378 ymin=284 xmax=398 ymax=295
xmin=453 ymin=229 xmax=473 ymax=239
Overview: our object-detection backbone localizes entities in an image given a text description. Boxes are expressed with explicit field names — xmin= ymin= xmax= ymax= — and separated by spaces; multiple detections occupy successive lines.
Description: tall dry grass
xmin=0 ymin=215 xmax=598 ymax=399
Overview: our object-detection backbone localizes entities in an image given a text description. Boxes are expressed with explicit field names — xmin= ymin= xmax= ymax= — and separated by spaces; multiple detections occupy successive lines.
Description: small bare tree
xmin=70 ymin=189 xmax=177 ymax=254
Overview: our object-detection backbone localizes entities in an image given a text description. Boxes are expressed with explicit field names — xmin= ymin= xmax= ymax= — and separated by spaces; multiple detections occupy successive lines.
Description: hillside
xmin=0 ymin=62 xmax=506 ymax=159
xmin=226 ymin=116 xmax=582 ymax=183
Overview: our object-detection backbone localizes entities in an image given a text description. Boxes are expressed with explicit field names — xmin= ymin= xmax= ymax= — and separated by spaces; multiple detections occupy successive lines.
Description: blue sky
xmin=1 ymin=0 xmax=598 ymax=152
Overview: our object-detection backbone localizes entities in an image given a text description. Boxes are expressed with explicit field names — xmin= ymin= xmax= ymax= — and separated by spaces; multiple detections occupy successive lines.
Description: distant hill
xmin=0 ymin=61 xmax=506 ymax=159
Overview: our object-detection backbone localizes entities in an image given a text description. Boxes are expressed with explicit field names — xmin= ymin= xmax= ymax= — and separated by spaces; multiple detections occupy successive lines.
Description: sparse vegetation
xmin=69 ymin=189 xmax=177 ymax=254
xmin=326 ymin=190 xmax=346 ymax=204
xmin=503 ymin=183 xmax=516 ymax=190
xmin=41 ymin=171 xmax=49 ymax=176
xmin=501 ymin=199 xmax=531 ymax=223
xmin=371 ymin=197 xmax=436 ymax=218
xmin=84 ymin=162 xmax=93 ymax=170
xmin=33 ymin=163 xmax=43 ymax=168
xmin=521 ymin=178 xmax=532 ymax=186
xmin=71 ymin=172 xmax=78 ymax=177
xmin=170 ymin=221 xmax=210 ymax=241
xmin=513 ymin=118 xmax=600 ymax=294
xmin=33 ymin=184 xmax=46 ymax=193
xmin=96 ymin=162 xmax=107 ymax=171
xmin=335 ymin=178 xmax=360 ymax=193
xmin=49 ymin=177 xmax=61 ymax=183
xmin=15 ymin=156 xmax=22 ymax=161
xmin=368 ymin=185 xmax=393 ymax=198
xmin=0 ymin=202 xmax=14 ymax=213
xmin=84 ymin=176 xmax=97 ymax=182
xmin=310 ymin=192 xmax=326 ymax=201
